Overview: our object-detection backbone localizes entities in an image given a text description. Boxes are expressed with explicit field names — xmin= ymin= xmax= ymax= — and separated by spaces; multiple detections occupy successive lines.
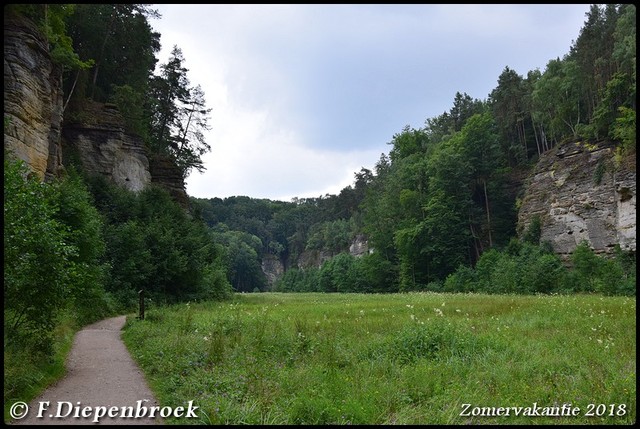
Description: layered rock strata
xmin=518 ymin=140 xmax=636 ymax=257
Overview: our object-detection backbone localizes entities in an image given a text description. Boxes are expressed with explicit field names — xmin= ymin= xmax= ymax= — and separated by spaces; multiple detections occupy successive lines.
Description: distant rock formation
xmin=518 ymin=140 xmax=636 ymax=257
xmin=261 ymin=254 xmax=285 ymax=287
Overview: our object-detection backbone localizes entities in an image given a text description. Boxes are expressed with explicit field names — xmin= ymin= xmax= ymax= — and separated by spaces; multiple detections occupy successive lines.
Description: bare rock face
xmin=149 ymin=153 xmax=190 ymax=209
xmin=518 ymin=140 xmax=636 ymax=257
xmin=296 ymin=249 xmax=334 ymax=270
xmin=296 ymin=235 xmax=370 ymax=270
xmin=349 ymin=234 xmax=370 ymax=257
xmin=261 ymin=254 xmax=285 ymax=287
xmin=3 ymin=12 xmax=64 ymax=180
xmin=62 ymin=101 xmax=151 ymax=192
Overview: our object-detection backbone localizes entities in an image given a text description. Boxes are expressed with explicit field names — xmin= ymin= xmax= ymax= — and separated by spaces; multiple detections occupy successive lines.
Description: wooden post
xmin=138 ymin=289 xmax=145 ymax=320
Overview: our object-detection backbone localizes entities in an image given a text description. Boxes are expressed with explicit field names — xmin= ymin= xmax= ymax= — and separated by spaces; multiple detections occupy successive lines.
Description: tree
xmin=4 ymin=157 xmax=73 ymax=352
xmin=458 ymin=113 xmax=503 ymax=248
xmin=65 ymin=4 xmax=161 ymax=102
xmin=532 ymin=58 xmax=584 ymax=142
xmin=490 ymin=66 xmax=529 ymax=165
xmin=148 ymin=46 xmax=212 ymax=178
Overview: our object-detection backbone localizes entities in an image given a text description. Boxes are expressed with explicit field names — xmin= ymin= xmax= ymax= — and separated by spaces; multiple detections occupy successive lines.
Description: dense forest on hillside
xmin=3 ymin=4 xmax=636 ymax=403
xmin=192 ymin=4 xmax=636 ymax=294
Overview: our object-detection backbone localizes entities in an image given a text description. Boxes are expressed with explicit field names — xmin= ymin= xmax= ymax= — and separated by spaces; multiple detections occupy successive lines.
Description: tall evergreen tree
xmin=148 ymin=46 xmax=212 ymax=178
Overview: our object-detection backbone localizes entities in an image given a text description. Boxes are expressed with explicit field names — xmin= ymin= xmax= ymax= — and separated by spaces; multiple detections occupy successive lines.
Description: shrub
xmin=4 ymin=157 xmax=71 ymax=354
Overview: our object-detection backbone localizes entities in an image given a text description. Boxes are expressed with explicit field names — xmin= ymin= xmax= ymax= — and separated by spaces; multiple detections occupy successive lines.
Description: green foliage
xmin=592 ymin=157 xmax=607 ymax=185
xmin=4 ymin=157 xmax=71 ymax=354
xmin=210 ymin=227 xmax=267 ymax=293
xmin=81 ymin=177 xmax=232 ymax=307
xmin=52 ymin=169 xmax=115 ymax=325
xmin=65 ymin=4 xmax=160 ymax=102
xmin=521 ymin=215 xmax=542 ymax=245
xmin=444 ymin=239 xmax=635 ymax=296
xmin=306 ymin=219 xmax=353 ymax=254
xmin=377 ymin=319 xmax=487 ymax=364
xmin=8 ymin=4 xmax=94 ymax=71
xmin=612 ymin=106 xmax=636 ymax=156
xmin=108 ymin=84 xmax=149 ymax=139
xmin=444 ymin=264 xmax=477 ymax=293
xmin=3 ymin=157 xmax=128 ymax=417
xmin=567 ymin=241 xmax=636 ymax=296
xmin=148 ymin=47 xmax=212 ymax=178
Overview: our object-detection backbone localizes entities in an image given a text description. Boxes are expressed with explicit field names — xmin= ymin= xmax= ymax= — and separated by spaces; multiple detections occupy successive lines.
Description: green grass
xmin=122 ymin=292 xmax=636 ymax=425
xmin=3 ymin=312 xmax=77 ymax=423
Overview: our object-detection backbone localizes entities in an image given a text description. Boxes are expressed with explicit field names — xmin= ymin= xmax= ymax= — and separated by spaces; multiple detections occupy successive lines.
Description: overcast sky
xmin=149 ymin=4 xmax=591 ymax=202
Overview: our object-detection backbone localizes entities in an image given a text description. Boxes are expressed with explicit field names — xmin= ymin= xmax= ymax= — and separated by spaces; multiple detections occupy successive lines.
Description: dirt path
xmin=11 ymin=316 xmax=163 ymax=425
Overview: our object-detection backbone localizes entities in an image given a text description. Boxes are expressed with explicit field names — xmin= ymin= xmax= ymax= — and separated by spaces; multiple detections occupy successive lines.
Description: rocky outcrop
xmin=4 ymin=12 xmax=189 ymax=209
xmin=4 ymin=12 xmax=64 ymax=181
xmin=149 ymin=153 xmax=189 ymax=209
xmin=296 ymin=235 xmax=371 ymax=270
xmin=62 ymin=101 xmax=151 ymax=192
xmin=261 ymin=254 xmax=285 ymax=287
xmin=518 ymin=140 xmax=636 ymax=257
xmin=349 ymin=234 xmax=370 ymax=257
xmin=297 ymin=249 xmax=334 ymax=270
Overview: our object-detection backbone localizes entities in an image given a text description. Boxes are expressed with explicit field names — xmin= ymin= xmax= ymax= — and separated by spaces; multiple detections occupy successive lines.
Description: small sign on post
xmin=138 ymin=289 xmax=145 ymax=320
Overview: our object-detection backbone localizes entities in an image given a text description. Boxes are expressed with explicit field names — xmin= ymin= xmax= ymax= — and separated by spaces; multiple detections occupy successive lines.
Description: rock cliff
xmin=4 ymin=12 xmax=188 ymax=207
xmin=62 ymin=101 xmax=151 ymax=192
xmin=3 ymin=12 xmax=64 ymax=181
xmin=149 ymin=153 xmax=190 ymax=209
xmin=517 ymin=140 xmax=636 ymax=257
xmin=261 ymin=254 xmax=285 ymax=287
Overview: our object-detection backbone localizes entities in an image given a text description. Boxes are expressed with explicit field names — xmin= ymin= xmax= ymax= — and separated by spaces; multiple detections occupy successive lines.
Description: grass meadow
xmin=122 ymin=292 xmax=636 ymax=425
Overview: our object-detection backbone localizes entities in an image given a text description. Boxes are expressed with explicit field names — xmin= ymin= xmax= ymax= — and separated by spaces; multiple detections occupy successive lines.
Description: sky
xmin=149 ymin=4 xmax=591 ymax=202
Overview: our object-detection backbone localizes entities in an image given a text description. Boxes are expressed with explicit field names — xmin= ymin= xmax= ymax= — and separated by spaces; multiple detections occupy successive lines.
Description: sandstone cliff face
xmin=4 ymin=13 xmax=188 ymax=207
xmin=4 ymin=13 xmax=64 ymax=180
xmin=149 ymin=153 xmax=190 ymax=209
xmin=518 ymin=140 xmax=636 ymax=257
xmin=261 ymin=254 xmax=285 ymax=287
xmin=349 ymin=234 xmax=370 ymax=257
xmin=62 ymin=101 xmax=151 ymax=192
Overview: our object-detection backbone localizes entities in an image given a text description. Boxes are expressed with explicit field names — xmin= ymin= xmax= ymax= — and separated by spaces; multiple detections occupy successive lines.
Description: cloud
xmin=150 ymin=4 xmax=590 ymax=201
xmin=185 ymin=101 xmax=383 ymax=201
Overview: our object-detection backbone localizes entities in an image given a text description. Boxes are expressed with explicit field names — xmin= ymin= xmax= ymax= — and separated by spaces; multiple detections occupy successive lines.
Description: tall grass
xmin=122 ymin=292 xmax=636 ymax=425
xmin=3 ymin=311 xmax=78 ymax=422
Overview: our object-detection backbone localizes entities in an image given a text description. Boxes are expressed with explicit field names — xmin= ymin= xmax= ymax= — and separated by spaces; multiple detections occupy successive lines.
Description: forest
xmin=3 ymin=3 xmax=636 ymax=409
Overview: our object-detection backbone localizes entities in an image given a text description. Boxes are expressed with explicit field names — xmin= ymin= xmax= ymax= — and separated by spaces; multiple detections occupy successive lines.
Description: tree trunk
xmin=63 ymin=69 xmax=80 ymax=113
xmin=483 ymin=179 xmax=492 ymax=248
xmin=90 ymin=7 xmax=117 ymax=100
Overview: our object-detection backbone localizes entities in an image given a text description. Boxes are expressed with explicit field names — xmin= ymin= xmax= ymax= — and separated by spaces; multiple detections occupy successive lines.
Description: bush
xmin=4 ymin=157 xmax=72 ymax=354
xmin=444 ymin=264 xmax=477 ymax=293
